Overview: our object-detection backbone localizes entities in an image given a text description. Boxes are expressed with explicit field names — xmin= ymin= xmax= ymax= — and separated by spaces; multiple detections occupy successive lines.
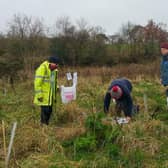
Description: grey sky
xmin=0 ymin=0 xmax=167 ymax=35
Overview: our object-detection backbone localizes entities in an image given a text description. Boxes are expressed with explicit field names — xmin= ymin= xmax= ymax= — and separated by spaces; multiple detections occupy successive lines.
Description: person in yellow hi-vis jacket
xmin=34 ymin=56 xmax=59 ymax=125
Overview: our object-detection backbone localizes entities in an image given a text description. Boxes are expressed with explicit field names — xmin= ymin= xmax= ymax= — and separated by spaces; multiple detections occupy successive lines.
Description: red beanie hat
xmin=110 ymin=85 xmax=123 ymax=99
xmin=160 ymin=42 xmax=168 ymax=49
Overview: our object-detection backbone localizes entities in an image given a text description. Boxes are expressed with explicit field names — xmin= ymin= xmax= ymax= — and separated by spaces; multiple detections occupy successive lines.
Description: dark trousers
xmin=115 ymin=101 xmax=139 ymax=117
xmin=41 ymin=106 xmax=52 ymax=125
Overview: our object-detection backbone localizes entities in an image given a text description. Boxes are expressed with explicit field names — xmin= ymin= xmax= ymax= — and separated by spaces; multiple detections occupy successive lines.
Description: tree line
xmin=0 ymin=14 xmax=167 ymax=81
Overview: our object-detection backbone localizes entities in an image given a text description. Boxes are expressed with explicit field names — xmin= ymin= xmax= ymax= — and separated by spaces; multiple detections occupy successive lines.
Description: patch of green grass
xmin=74 ymin=135 xmax=97 ymax=153
xmin=120 ymin=149 xmax=146 ymax=168
xmin=105 ymin=143 xmax=121 ymax=160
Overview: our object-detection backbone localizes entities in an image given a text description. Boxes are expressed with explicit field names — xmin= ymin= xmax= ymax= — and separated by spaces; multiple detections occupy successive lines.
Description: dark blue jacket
xmin=161 ymin=55 xmax=168 ymax=86
xmin=104 ymin=78 xmax=133 ymax=117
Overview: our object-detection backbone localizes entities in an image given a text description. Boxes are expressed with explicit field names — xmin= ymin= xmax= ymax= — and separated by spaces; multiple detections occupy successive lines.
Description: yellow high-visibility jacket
xmin=34 ymin=61 xmax=58 ymax=106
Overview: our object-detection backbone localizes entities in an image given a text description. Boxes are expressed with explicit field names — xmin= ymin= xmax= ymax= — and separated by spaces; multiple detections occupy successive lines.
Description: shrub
xmin=74 ymin=135 xmax=97 ymax=152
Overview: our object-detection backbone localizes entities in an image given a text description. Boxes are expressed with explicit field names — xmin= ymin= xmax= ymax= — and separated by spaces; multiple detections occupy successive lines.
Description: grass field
xmin=1 ymin=64 xmax=168 ymax=168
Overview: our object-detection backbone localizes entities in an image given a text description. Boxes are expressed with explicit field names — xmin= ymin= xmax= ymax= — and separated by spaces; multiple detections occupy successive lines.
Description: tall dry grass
xmin=17 ymin=60 xmax=160 ymax=81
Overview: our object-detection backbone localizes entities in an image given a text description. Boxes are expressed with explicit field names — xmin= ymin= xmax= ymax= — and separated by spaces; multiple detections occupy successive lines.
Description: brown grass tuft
xmin=55 ymin=125 xmax=85 ymax=141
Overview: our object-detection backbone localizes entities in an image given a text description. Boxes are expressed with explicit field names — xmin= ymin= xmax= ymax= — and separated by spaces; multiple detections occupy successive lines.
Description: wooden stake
xmin=2 ymin=120 xmax=7 ymax=161
xmin=5 ymin=122 xmax=17 ymax=168
xmin=144 ymin=93 xmax=148 ymax=113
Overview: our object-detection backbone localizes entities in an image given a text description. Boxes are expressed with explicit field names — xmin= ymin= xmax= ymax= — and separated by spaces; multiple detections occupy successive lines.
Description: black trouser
xmin=41 ymin=106 xmax=52 ymax=125
xmin=115 ymin=101 xmax=139 ymax=117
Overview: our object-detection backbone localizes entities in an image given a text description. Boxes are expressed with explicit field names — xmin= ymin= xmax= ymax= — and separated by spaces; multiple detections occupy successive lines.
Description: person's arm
xmin=104 ymin=92 xmax=111 ymax=113
xmin=160 ymin=60 xmax=164 ymax=85
xmin=34 ymin=65 xmax=46 ymax=102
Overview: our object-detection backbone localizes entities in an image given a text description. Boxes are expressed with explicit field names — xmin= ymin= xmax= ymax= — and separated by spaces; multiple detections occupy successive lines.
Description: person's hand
xmin=126 ymin=117 xmax=131 ymax=123
xmin=38 ymin=97 xmax=43 ymax=102
xmin=57 ymin=86 xmax=60 ymax=92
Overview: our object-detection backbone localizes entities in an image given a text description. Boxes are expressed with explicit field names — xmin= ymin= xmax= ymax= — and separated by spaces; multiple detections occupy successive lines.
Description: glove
xmin=57 ymin=86 xmax=60 ymax=92
xmin=38 ymin=97 xmax=43 ymax=102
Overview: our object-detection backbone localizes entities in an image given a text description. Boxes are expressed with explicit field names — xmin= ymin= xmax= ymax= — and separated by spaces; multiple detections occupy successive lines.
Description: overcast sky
xmin=0 ymin=0 xmax=168 ymax=35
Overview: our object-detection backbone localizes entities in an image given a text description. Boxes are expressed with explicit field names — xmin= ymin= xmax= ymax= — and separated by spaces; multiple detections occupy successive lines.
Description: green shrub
xmin=105 ymin=144 xmax=120 ymax=160
xmin=85 ymin=112 xmax=122 ymax=146
xmin=74 ymin=135 xmax=97 ymax=152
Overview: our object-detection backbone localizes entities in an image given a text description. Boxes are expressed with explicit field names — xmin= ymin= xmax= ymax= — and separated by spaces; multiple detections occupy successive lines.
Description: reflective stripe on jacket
xmin=34 ymin=61 xmax=58 ymax=106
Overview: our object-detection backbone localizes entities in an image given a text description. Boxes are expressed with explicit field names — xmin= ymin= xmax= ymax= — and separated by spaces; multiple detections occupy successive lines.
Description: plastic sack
xmin=60 ymin=85 xmax=76 ymax=104
xmin=66 ymin=72 xmax=72 ymax=80
xmin=73 ymin=72 xmax=77 ymax=86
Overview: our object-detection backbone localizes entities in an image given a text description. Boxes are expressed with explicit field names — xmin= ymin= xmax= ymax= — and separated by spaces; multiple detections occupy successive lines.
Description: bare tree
xmin=120 ymin=21 xmax=135 ymax=43
xmin=76 ymin=18 xmax=89 ymax=31
xmin=53 ymin=16 xmax=75 ymax=37
xmin=7 ymin=14 xmax=45 ymax=39
xmin=144 ymin=20 xmax=168 ymax=43
xmin=6 ymin=14 xmax=49 ymax=73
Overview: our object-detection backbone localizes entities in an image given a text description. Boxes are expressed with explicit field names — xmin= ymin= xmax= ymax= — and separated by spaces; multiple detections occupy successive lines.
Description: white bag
xmin=73 ymin=72 xmax=77 ymax=86
xmin=66 ymin=72 xmax=72 ymax=81
xmin=60 ymin=85 xmax=76 ymax=104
